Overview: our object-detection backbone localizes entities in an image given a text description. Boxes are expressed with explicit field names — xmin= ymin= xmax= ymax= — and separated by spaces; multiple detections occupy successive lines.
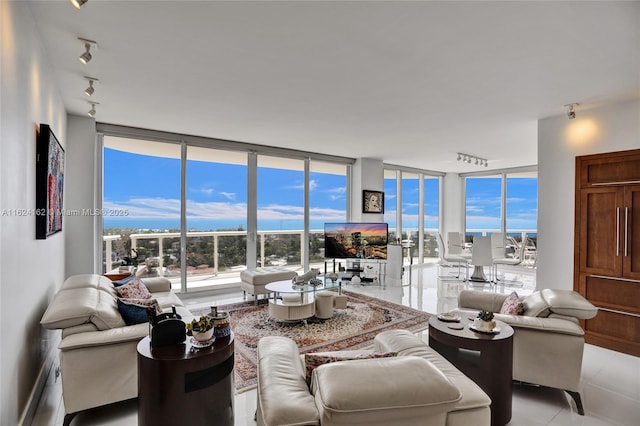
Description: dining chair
xmin=493 ymin=235 xmax=528 ymax=282
xmin=470 ymin=235 xmax=493 ymax=283
xmin=436 ymin=233 xmax=469 ymax=281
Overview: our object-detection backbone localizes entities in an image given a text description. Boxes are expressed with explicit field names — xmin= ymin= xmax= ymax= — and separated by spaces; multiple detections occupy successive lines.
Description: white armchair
xmin=453 ymin=289 xmax=598 ymax=415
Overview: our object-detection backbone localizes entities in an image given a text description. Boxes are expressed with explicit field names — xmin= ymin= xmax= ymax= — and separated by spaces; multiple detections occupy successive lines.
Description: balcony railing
xmin=103 ymin=227 xmax=537 ymax=290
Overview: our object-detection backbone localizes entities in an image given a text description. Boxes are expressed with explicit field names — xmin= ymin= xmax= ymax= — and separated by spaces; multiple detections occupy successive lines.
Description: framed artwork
xmin=362 ymin=190 xmax=384 ymax=214
xmin=36 ymin=124 xmax=65 ymax=239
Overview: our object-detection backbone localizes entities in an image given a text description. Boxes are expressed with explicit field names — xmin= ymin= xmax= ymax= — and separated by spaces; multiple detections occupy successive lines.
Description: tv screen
xmin=324 ymin=223 xmax=388 ymax=260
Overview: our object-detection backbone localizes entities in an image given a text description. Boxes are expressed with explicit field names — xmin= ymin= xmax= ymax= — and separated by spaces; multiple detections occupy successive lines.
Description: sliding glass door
xmin=102 ymin=137 xmax=182 ymax=280
xmin=185 ymin=147 xmax=248 ymax=290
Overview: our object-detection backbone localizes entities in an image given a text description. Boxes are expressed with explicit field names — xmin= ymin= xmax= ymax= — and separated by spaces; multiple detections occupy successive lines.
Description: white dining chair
xmin=493 ymin=235 xmax=528 ymax=283
xmin=436 ymin=233 xmax=469 ymax=281
xmin=470 ymin=236 xmax=493 ymax=283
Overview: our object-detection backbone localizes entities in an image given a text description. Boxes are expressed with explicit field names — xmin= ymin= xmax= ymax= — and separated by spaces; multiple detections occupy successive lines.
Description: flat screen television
xmin=324 ymin=223 xmax=388 ymax=260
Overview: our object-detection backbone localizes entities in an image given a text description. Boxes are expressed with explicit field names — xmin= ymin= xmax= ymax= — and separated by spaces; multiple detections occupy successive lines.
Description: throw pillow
xmin=116 ymin=298 xmax=159 ymax=325
xmin=112 ymin=274 xmax=136 ymax=287
xmin=115 ymin=277 xmax=152 ymax=300
xmin=500 ymin=291 xmax=525 ymax=315
xmin=304 ymin=352 xmax=398 ymax=384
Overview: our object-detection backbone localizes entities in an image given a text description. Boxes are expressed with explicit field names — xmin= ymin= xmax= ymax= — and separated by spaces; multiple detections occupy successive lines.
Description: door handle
xmin=616 ymin=207 xmax=620 ymax=257
xmin=625 ymin=207 xmax=629 ymax=257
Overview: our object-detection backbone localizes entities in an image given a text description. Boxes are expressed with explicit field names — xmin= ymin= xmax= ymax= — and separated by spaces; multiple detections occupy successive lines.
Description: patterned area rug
xmin=191 ymin=290 xmax=431 ymax=393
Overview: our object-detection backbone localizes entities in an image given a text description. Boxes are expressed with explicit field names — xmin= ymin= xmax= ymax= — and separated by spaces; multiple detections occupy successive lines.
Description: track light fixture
xmin=70 ymin=0 xmax=88 ymax=9
xmin=565 ymin=103 xmax=578 ymax=120
xmin=87 ymin=101 xmax=99 ymax=117
xmin=457 ymin=152 xmax=488 ymax=168
xmin=84 ymin=76 xmax=98 ymax=96
xmin=78 ymin=38 xmax=97 ymax=64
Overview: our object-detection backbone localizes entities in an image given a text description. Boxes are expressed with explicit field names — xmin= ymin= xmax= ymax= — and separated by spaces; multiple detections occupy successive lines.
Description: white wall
xmin=441 ymin=172 xmax=464 ymax=237
xmin=351 ymin=158 xmax=384 ymax=222
xmin=537 ymin=99 xmax=640 ymax=290
xmin=65 ymin=115 xmax=98 ymax=276
xmin=0 ymin=2 xmax=68 ymax=424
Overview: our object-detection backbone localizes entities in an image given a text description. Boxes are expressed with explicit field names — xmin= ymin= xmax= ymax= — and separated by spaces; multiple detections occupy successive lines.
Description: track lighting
xmin=84 ymin=77 xmax=98 ymax=97
xmin=565 ymin=103 xmax=578 ymax=120
xmin=70 ymin=0 xmax=88 ymax=9
xmin=87 ymin=101 xmax=99 ymax=117
xmin=78 ymin=38 xmax=97 ymax=64
xmin=456 ymin=152 xmax=488 ymax=168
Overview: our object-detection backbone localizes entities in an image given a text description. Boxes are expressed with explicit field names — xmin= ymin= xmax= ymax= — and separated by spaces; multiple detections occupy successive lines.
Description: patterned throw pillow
xmin=500 ymin=291 xmax=525 ymax=315
xmin=304 ymin=352 xmax=398 ymax=384
xmin=117 ymin=298 xmax=159 ymax=325
xmin=115 ymin=277 xmax=152 ymax=300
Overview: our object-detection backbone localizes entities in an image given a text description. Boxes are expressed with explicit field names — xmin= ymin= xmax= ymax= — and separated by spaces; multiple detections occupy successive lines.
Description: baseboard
xmin=18 ymin=343 xmax=58 ymax=426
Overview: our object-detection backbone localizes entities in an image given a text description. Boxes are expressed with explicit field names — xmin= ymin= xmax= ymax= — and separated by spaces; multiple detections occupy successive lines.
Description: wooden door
xmin=623 ymin=185 xmax=640 ymax=279
xmin=579 ymin=187 xmax=624 ymax=276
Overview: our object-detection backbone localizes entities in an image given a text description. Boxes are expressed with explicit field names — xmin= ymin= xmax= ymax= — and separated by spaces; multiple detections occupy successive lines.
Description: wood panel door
xmin=623 ymin=185 xmax=640 ymax=280
xmin=579 ymin=187 xmax=624 ymax=276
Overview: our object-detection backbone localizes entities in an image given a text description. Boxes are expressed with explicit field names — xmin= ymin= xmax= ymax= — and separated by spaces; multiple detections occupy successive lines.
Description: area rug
xmin=191 ymin=290 xmax=431 ymax=393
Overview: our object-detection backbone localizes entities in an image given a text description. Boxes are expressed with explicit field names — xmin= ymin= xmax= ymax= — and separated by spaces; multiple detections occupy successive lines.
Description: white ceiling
xmin=27 ymin=1 xmax=640 ymax=173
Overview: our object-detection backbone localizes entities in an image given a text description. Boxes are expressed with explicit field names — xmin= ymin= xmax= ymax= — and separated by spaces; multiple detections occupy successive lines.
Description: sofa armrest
xmin=140 ymin=277 xmax=172 ymax=293
xmin=493 ymin=314 xmax=585 ymax=336
xmin=540 ymin=289 xmax=598 ymax=320
xmin=58 ymin=322 xmax=149 ymax=351
xmin=257 ymin=336 xmax=319 ymax=426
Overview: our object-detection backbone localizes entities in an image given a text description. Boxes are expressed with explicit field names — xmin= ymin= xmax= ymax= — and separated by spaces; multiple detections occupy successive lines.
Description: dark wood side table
xmin=137 ymin=333 xmax=234 ymax=426
xmin=428 ymin=316 xmax=513 ymax=426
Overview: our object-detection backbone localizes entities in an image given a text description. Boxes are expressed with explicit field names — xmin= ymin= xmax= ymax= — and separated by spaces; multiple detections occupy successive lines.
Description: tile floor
xmin=30 ymin=264 xmax=640 ymax=426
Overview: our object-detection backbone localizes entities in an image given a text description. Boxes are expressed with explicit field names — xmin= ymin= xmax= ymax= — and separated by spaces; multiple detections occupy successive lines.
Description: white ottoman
xmin=334 ymin=294 xmax=348 ymax=310
xmin=240 ymin=267 xmax=297 ymax=305
xmin=315 ymin=291 xmax=335 ymax=319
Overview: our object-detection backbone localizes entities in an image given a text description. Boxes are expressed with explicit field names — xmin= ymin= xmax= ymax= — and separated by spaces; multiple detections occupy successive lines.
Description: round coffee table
xmin=265 ymin=278 xmax=341 ymax=322
xmin=428 ymin=315 xmax=514 ymax=426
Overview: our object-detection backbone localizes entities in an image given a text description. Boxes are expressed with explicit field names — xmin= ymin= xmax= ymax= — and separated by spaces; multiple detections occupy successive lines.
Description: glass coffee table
xmin=265 ymin=277 xmax=342 ymax=322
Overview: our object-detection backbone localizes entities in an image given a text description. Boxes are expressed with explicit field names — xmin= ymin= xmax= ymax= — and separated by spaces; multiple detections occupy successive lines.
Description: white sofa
xmin=256 ymin=329 xmax=491 ymax=426
xmin=453 ymin=289 xmax=597 ymax=415
xmin=40 ymin=274 xmax=191 ymax=426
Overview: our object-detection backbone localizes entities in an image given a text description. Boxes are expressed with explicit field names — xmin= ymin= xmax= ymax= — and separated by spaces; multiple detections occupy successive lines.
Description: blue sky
xmin=103 ymin=148 xmax=537 ymax=232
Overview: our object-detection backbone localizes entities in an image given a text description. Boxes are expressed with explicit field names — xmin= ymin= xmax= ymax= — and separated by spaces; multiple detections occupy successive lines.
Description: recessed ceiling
xmin=27 ymin=1 xmax=640 ymax=173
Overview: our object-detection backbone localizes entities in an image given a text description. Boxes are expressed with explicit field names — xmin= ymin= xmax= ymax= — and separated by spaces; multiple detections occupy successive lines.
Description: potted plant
xmin=186 ymin=315 xmax=214 ymax=342
xmin=474 ymin=310 xmax=496 ymax=332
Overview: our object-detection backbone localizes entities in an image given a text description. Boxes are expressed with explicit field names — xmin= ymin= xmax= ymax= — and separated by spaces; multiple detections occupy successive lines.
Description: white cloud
xmin=219 ymin=192 xmax=236 ymax=200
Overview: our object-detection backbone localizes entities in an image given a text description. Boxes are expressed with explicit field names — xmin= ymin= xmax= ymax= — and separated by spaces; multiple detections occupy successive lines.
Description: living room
xmin=2 ymin=1 xmax=639 ymax=426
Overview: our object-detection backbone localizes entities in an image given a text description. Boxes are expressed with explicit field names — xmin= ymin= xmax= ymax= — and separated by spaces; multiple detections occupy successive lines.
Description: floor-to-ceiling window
xmin=384 ymin=167 xmax=442 ymax=264
xmin=464 ymin=175 xmax=502 ymax=243
xmin=185 ymin=147 xmax=248 ymax=290
xmin=383 ymin=170 xmax=398 ymax=242
xmin=506 ymin=171 xmax=538 ymax=264
xmin=101 ymin=126 xmax=353 ymax=293
xmin=256 ymin=156 xmax=305 ymax=269
xmin=423 ymin=176 xmax=440 ymax=260
xmin=102 ymin=137 xmax=182 ymax=278
xmin=463 ymin=167 xmax=538 ymax=265
xmin=310 ymin=161 xmax=348 ymax=269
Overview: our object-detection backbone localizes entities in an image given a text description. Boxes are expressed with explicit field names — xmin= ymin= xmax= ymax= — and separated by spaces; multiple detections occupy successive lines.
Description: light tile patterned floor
xmin=31 ymin=264 xmax=640 ymax=425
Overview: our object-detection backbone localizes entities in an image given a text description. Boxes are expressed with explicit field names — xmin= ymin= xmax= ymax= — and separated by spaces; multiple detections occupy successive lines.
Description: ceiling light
xmin=87 ymin=101 xmax=99 ymax=117
xmin=84 ymin=76 xmax=98 ymax=96
xmin=457 ymin=152 xmax=488 ymax=168
xmin=78 ymin=38 xmax=97 ymax=64
xmin=565 ymin=103 xmax=578 ymax=120
xmin=70 ymin=0 xmax=88 ymax=9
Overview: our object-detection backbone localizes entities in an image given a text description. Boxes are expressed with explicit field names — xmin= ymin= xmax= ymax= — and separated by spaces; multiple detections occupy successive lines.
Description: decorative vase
xmin=474 ymin=318 xmax=496 ymax=332
xmin=192 ymin=328 xmax=214 ymax=342
xmin=208 ymin=309 xmax=231 ymax=339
